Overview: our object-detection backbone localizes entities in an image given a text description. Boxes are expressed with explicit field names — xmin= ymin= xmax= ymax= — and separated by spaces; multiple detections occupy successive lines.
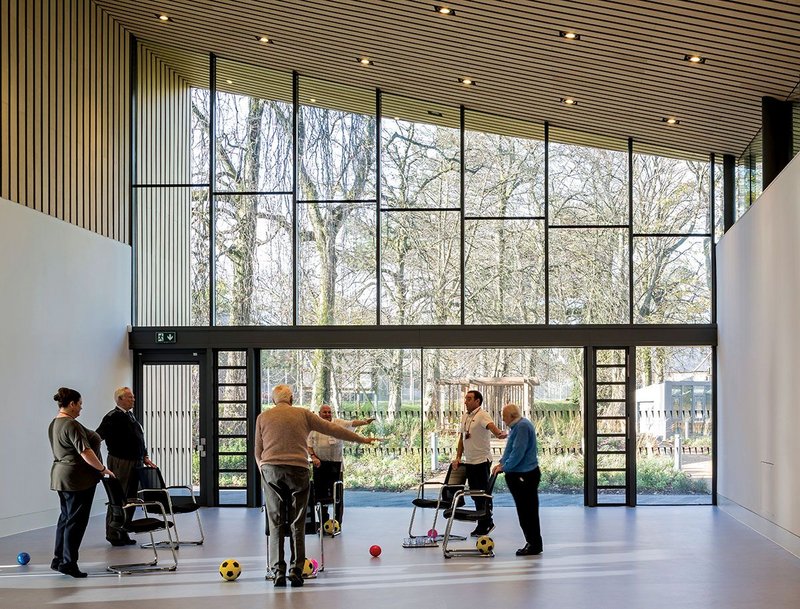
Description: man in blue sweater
xmin=492 ymin=403 xmax=542 ymax=556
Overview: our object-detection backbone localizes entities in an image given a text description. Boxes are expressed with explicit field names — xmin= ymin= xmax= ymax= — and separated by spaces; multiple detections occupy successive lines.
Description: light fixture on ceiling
xmin=309 ymin=98 xmax=316 ymax=103
xmin=560 ymin=97 xmax=577 ymax=106
xmin=428 ymin=110 xmax=444 ymax=117
xmin=684 ymin=54 xmax=707 ymax=64
xmin=458 ymin=77 xmax=476 ymax=86
xmin=358 ymin=57 xmax=374 ymax=66
xmin=559 ymin=31 xmax=581 ymax=40
xmin=256 ymin=35 xmax=274 ymax=44
xmin=661 ymin=117 xmax=681 ymax=125
xmin=434 ymin=6 xmax=456 ymax=15
xmin=226 ymin=79 xmax=233 ymax=85
xmin=156 ymin=13 xmax=172 ymax=22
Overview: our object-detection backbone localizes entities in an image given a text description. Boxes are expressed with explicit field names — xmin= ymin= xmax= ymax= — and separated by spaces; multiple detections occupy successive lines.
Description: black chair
xmin=312 ymin=462 xmax=344 ymax=535
xmin=102 ymin=477 xmax=178 ymax=575
xmin=137 ymin=466 xmax=205 ymax=546
xmin=441 ymin=473 xmax=498 ymax=558
xmin=404 ymin=463 xmax=466 ymax=547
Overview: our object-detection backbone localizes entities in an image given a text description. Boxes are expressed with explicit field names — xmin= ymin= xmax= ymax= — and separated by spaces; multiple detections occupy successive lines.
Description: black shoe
xmin=273 ymin=575 xmax=287 ymax=587
xmin=107 ymin=538 xmax=136 ymax=546
xmin=470 ymin=524 xmax=495 ymax=537
xmin=50 ymin=558 xmax=60 ymax=571
xmin=57 ymin=564 xmax=88 ymax=578
xmin=516 ymin=543 xmax=542 ymax=556
xmin=288 ymin=573 xmax=304 ymax=588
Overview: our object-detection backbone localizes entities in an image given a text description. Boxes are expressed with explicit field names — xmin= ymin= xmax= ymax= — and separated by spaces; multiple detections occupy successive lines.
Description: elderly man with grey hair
xmin=492 ymin=403 xmax=542 ymax=556
xmin=96 ymin=387 xmax=156 ymax=546
xmin=256 ymin=384 xmax=379 ymax=588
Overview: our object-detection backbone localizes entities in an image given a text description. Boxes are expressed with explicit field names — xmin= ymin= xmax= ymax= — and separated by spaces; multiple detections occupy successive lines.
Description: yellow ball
xmin=323 ymin=519 xmax=340 ymax=535
xmin=302 ymin=558 xmax=315 ymax=577
xmin=476 ymin=535 xmax=494 ymax=555
xmin=219 ymin=558 xmax=242 ymax=581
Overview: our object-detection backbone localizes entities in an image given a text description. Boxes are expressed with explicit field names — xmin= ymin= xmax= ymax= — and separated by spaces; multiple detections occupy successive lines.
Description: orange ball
xmin=369 ymin=544 xmax=382 ymax=557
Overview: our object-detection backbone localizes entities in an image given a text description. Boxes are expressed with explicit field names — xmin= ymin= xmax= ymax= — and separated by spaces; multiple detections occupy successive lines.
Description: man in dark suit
xmin=96 ymin=387 xmax=156 ymax=546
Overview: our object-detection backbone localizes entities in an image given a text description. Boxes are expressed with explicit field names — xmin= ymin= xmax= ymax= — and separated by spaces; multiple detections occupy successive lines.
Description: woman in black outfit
xmin=48 ymin=387 xmax=114 ymax=577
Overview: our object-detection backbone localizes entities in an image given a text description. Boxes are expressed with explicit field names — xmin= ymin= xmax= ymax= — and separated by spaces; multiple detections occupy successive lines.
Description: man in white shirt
xmin=307 ymin=404 xmax=375 ymax=525
xmin=452 ymin=390 xmax=506 ymax=536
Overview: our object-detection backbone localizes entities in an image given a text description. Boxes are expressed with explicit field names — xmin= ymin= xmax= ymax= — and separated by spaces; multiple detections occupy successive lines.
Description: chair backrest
xmin=441 ymin=463 xmax=467 ymax=505
xmin=102 ymin=477 xmax=130 ymax=529
xmin=138 ymin=466 xmax=167 ymax=503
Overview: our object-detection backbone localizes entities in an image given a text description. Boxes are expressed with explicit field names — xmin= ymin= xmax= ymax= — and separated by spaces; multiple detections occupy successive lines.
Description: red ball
xmin=369 ymin=544 xmax=382 ymax=557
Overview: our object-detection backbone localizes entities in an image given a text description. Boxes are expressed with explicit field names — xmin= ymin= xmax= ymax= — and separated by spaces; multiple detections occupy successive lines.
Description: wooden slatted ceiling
xmin=95 ymin=0 xmax=800 ymax=159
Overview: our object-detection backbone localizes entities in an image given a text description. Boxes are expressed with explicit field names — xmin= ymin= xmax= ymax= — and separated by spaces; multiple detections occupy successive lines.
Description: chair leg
xmin=107 ymin=529 xmax=178 ymax=575
xmin=317 ymin=503 xmax=325 ymax=573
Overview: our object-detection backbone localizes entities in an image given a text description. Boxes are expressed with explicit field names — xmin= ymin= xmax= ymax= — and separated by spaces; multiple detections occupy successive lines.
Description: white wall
xmin=717 ymin=153 xmax=800 ymax=554
xmin=0 ymin=197 xmax=131 ymax=536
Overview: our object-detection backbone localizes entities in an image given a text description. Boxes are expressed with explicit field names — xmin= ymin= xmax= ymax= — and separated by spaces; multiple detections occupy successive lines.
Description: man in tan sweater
xmin=256 ymin=384 xmax=377 ymax=587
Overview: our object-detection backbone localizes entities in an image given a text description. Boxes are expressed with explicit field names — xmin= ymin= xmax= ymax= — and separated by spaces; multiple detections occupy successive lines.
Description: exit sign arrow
xmin=156 ymin=331 xmax=177 ymax=344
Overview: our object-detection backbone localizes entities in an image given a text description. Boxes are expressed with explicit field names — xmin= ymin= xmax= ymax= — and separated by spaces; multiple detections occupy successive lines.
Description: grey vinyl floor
xmin=1 ymin=505 xmax=799 ymax=609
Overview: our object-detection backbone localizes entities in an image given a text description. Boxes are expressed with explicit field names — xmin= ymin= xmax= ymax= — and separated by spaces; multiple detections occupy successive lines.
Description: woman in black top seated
xmin=48 ymin=387 xmax=115 ymax=578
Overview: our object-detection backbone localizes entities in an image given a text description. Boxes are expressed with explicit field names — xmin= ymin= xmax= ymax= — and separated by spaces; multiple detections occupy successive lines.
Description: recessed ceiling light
xmin=458 ymin=77 xmax=476 ymax=86
xmin=434 ymin=5 xmax=456 ymax=15
xmin=427 ymin=110 xmax=444 ymax=117
xmin=309 ymin=98 xmax=316 ymax=103
xmin=358 ymin=57 xmax=374 ymax=66
xmin=226 ymin=79 xmax=233 ymax=85
xmin=256 ymin=35 xmax=274 ymax=44
xmin=684 ymin=54 xmax=707 ymax=64
xmin=559 ymin=31 xmax=581 ymax=40
xmin=560 ymin=97 xmax=577 ymax=106
xmin=156 ymin=14 xmax=172 ymax=22
xmin=661 ymin=117 xmax=681 ymax=125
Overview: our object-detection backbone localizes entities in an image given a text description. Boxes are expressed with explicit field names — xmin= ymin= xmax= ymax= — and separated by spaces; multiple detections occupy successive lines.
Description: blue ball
xmin=17 ymin=552 xmax=30 ymax=565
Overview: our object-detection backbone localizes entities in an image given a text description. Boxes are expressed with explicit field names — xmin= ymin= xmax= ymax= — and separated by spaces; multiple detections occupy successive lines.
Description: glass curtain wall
xmin=133 ymin=44 xmax=717 ymax=506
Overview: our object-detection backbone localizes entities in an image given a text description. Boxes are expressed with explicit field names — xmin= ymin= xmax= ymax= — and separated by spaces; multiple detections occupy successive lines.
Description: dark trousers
xmin=505 ymin=466 xmax=542 ymax=550
xmin=54 ymin=486 xmax=96 ymax=568
xmin=261 ymin=464 xmax=311 ymax=578
xmin=313 ymin=460 xmax=344 ymax=524
xmin=464 ymin=460 xmax=493 ymax=530
xmin=105 ymin=455 xmax=138 ymax=542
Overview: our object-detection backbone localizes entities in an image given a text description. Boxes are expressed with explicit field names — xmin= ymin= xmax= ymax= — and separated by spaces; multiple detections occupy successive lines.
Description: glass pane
xmin=636 ymin=346 xmax=712 ymax=505
xmin=596 ymin=384 xmax=626 ymax=400
xmin=215 ymin=59 xmax=293 ymax=193
xmin=549 ymin=228 xmax=629 ymax=324
xmin=464 ymin=219 xmax=545 ymax=324
xmin=219 ymin=420 xmax=247 ymax=435
xmin=219 ymin=403 xmax=246 ymax=418
xmin=191 ymin=88 xmax=210 ymax=185
xmin=298 ymin=202 xmax=376 ymax=324
xmin=298 ymin=77 xmax=376 ymax=201
xmin=549 ymin=128 xmax=628 ymax=225
xmin=713 ymin=158 xmax=724 ymax=243
xmin=381 ymin=96 xmax=460 ymax=209
xmin=215 ymin=194 xmax=292 ymax=325
xmin=633 ymin=152 xmax=710 ymax=234
xmin=219 ymin=437 xmax=247 ymax=453
xmin=464 ymin=111 xmax=545 ymax=217
xmin=135 ymin=187 xmax=209 ymax=326
xmin=432 ymin=348 xmax=584 ymax=504
xmin=261 ymin=349 xmax=423 ymax=499
xmin=633 ymin=237 xmax=711 ymax=323
xmin=380 ymin=211 xmax=460 ymax=324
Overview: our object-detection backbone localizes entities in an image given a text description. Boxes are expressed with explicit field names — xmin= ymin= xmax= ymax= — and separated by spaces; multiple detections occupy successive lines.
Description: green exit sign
xmin=156 ymin=331 xmax=177 ymax=344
